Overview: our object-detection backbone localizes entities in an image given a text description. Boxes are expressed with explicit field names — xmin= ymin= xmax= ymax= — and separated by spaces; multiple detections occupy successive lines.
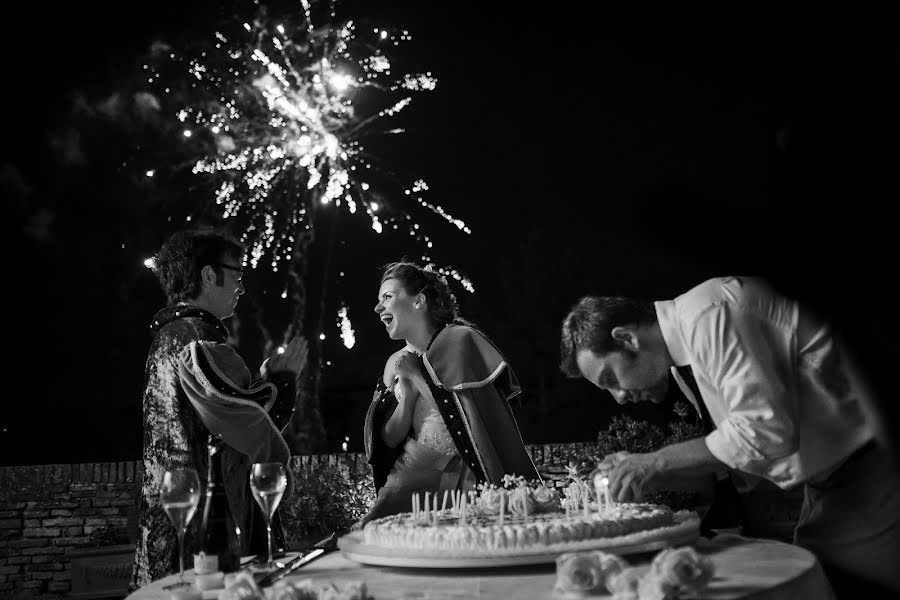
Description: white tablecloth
xmin=127 ymin=535 xmax=835 ymax=599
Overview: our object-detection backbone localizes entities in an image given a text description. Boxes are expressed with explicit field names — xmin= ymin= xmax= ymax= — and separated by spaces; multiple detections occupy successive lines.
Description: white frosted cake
xmin=361 ymin=481 xmax=700 ymax=557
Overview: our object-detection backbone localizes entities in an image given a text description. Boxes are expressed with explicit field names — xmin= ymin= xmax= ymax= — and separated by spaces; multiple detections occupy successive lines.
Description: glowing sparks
xmin=409 ymin=179 xmax=472 ymax=234
xmin=338 ymin=306 xmax=356 ymax=349
xmin=328 ymin=72 xmax=354 ymax=92
xmin=145 ymin=2 xmax=470 ymax=278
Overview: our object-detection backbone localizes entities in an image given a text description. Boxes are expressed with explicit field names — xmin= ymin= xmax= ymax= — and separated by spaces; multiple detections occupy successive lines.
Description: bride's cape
xmin=364 ymin=324 xmax=540 ymax=492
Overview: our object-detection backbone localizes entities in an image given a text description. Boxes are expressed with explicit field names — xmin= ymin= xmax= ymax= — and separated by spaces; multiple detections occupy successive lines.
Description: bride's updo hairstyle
xmin=381 ymin=261 xmax=460 ymax=331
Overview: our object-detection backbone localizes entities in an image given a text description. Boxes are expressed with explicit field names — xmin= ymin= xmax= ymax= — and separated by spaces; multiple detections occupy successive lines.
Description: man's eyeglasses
xmin=213 ymin=262 xmax=244 ymax=279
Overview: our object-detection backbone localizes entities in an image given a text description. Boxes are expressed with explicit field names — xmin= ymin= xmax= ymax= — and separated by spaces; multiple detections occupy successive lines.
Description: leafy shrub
xmin=280 ymin=462 xmax=375 ymax=546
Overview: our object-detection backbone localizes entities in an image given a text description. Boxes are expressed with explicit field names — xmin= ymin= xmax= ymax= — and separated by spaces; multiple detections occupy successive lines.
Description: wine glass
xmin=159 ymin=468 xmax=201 ymax=590
xmin=249 ymin=462 xmax=287 ymax=568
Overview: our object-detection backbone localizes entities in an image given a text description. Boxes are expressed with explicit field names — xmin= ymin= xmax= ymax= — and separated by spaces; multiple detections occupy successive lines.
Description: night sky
xmin=3 ymin=0 xmax=899 ymax=466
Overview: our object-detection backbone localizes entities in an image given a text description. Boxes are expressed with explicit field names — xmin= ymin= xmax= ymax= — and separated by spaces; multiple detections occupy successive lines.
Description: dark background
xmin=2 ymin=0 xmax=898 ymax=466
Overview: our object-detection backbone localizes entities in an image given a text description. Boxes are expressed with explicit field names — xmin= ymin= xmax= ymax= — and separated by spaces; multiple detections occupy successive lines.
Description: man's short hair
xmin=153 ymin=227 xmax=245 ymax=304
xmin=559 ymin=296 xmax=657 ymax=377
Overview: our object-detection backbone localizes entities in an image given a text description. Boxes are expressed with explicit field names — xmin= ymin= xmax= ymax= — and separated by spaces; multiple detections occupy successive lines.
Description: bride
xmin=359 ymin=261 xmax=539 ymax=525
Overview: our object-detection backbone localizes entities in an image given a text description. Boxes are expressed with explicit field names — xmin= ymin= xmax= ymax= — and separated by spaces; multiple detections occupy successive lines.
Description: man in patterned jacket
xmin=130 ymin=228 xmax=307 ymax=590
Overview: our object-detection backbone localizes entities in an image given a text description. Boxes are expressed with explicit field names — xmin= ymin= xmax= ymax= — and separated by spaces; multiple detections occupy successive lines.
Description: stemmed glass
xmin=159 ymin=468 xmax=201 ymax=590
xmin=249 ymin=462 xmax=288 ymax=568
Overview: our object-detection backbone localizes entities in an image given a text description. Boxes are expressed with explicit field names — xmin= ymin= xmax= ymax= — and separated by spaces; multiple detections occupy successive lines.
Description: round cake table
xmin=127 ymin=535 xmax=835 ymax=599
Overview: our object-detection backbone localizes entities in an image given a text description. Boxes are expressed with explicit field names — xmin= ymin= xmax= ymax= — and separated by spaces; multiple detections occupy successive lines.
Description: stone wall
xmin=0 ymin=444 xmax=802 ymax=598
xmin=0 ymin=463 xmax=139 ymax=599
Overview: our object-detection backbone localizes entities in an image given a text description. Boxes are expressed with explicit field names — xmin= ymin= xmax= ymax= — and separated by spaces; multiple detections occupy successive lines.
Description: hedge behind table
xmin=281 ymin=455 xmax=375 ymax=547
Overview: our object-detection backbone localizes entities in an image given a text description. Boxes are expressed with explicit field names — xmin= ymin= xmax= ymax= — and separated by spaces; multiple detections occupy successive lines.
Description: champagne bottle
xmin=193 ymin=434 xmax=240 ymax=574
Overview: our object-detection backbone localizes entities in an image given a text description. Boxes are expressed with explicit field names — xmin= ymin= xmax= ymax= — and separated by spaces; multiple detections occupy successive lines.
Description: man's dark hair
xmin=153 ymin=228 xmax=245 ymax=304
xmin=559 ymin=296 xmax=657 ymax=377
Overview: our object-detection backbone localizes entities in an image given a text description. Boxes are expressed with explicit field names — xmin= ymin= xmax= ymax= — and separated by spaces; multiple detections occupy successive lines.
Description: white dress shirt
xmin=656 ymin=276 xmax=874 ymax=489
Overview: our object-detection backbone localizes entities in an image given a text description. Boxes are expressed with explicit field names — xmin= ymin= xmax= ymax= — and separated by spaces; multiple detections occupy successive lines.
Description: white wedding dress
xmin=358 ymin=383 xmax=472 ymax=525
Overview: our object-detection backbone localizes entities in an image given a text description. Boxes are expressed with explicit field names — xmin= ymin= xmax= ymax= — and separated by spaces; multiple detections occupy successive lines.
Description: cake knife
xmin=257 ymin=532 xmax=337 ymax=587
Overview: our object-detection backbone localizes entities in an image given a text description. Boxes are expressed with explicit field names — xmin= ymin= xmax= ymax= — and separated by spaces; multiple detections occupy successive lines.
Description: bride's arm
xmin=382 ymin=377 xmax=418 ymax=448
xmin=381 ymin=350 xmax=421 ymax=448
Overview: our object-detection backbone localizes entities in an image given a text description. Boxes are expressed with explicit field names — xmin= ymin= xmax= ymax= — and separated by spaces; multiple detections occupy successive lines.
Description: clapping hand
xmin=263 ymin=336 xmax=309 ymax=384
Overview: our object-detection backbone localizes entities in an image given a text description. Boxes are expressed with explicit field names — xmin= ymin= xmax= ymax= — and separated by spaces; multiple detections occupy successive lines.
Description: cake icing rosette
xmin=507 ymin=486 xmax=536 ymax=517
xmin=478 ymin=475 xmax=553 ymax=517
xmin=532 ymin=483 xmax=561 ymax=512
xmin=478 ymin=486 xmax=504 ymax=515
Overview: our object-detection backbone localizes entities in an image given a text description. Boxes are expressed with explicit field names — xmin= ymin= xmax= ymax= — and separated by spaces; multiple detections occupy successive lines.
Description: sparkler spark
xmin=144 ymin=1 xmax=473 ymax=292
xmin=338 ymin=305 xmax=356 ymax=349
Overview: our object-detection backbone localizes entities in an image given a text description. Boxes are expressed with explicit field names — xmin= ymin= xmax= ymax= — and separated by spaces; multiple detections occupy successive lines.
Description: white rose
xmin=554 ymin=552 xmax=606 ymax=597
xmin=264 ymin=579 xmax=367 ymax=600
xmin=221 ymin=572 xmax=264 ymax=600
xmin=637 ymin=574 xmax=675 ymax=600
xmin=554 ymin=550 xmax=628 ymax=597
xmin=605 ymin=566 xmax=643 ymax=600
xmin=264 ymin=580 xmax=308 ymax=600
xmin=649 ymin=546 xmax=715 ymax=595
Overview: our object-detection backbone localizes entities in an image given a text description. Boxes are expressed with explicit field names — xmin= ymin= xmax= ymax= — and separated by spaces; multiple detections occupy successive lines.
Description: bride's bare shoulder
xmin=382 ymin=348 xmax=406 ymax=386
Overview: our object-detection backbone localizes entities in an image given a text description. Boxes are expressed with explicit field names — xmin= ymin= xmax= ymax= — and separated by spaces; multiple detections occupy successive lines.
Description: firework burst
xmin=144 ymin=0 xmax=473 ymax=294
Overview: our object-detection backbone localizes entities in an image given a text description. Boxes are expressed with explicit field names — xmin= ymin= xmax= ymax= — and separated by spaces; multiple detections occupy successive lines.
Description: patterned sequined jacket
xmin=130 ymin=305 xmax=295 ymax=591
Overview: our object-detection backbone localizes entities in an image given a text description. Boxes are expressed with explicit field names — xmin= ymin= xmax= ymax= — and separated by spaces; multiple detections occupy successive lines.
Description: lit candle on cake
xmin=442 ymin=489 xmax=449 ymax=512
xmin=499 ymin=490 xmax=506 ymax=526
xmin=592 ymin=469 xmax=614 ymax=514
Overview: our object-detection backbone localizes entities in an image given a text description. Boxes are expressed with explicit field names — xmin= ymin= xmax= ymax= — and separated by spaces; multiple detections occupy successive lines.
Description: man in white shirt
xmin=560 ymin=276 xmax=899 ymax=597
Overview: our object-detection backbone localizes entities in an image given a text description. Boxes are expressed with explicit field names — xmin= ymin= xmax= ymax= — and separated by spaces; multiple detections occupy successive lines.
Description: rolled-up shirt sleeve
xmin=693 ymin=305 xmax=798 ymax=477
